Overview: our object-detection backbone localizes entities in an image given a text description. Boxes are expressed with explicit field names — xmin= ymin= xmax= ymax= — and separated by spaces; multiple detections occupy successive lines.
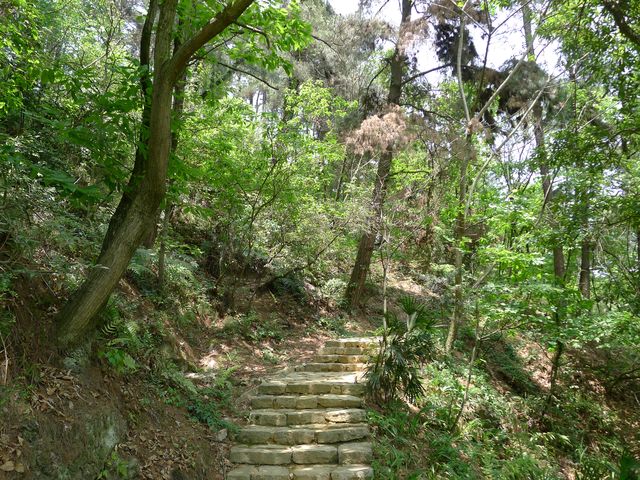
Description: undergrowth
xmin=369 ymin=335 xmax=640 ymax=479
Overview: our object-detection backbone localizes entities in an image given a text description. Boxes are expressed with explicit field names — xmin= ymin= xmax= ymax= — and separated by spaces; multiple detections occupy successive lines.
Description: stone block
xmin=317 ymin=425 xmax=369 ymax=444
xmin=338 ymin=443 xmax=373 ymax=465
xmin=291 ymin=444 xmax=338 ymax=464
xmin=250 ymin=410 xmax=287 ymax=427
xmin=325 ymin=409 xmax=366 ymax=423
xmin=229 ymin=445 xmax=291 ymax=465
xmin=330 ymin=465 xmax=373 ymax=480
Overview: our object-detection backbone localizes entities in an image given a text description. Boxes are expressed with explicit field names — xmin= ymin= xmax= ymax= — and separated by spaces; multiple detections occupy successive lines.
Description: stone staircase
xmin=227 ymin=337 xmax=377 ymax=480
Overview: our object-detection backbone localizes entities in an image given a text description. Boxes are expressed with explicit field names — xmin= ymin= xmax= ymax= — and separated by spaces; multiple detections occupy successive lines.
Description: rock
xmin=215 ymin=428 xmax=228 ymax=442
xmin=24 ymin=398 xmax=127 ymax=479
xmin=324 ymin=409 xmax=366 ymax=423
xmin=253 ymin=465 xmax=290 ymax=480
xmin=316 ymin=425 xmax=369 ymax=444
xmin=291 ymin=464 xmax=334 ymax=479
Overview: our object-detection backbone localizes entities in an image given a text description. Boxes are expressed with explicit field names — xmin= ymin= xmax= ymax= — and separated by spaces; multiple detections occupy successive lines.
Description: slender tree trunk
xmin=345 ymin=0 xmax=411 ymax=308
xmin=157 ymin=32 xmax=187 ymax=288
xmin=445 ymin=135 xmax=473 ymax=354
xmin=157 ymin=206 xmax=171 ymax=288
xmin=637 ymin=227 xmax=640 ymax=273
xmin=635 ymin=227 xmax=640 ymax=314
xmin=56 ymin=0 xmax=255 ymax=348
xmin=345 ymin=150 xmax=393 ymax=307
xmin=579 ymin=241 xmax=591 ymax=298
xmin=104 ymin=0 xmax=158 ymax=254
xmin=579 ymin=188 xmax=591 ymax=300
xmin=523 ymin=2 xmax=567 ymax=418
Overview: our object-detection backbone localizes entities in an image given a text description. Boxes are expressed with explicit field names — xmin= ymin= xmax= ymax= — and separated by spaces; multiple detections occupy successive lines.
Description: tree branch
xmin=601 ymin=0 xmax=640 ymax=49
xmin=234 ymin=20 xmax=272 ymax=49
xmin=217 ymin=60 xmax=279 ymax=90
xmin=166 ymin=0 xmax=255 ymax=85
xmin=402 ymin=63 xmax=454 ymax=85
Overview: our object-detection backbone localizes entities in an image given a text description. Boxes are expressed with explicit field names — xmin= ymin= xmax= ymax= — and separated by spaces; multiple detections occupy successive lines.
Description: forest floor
xmin=1 ymin=265 xmax=639 ymax=479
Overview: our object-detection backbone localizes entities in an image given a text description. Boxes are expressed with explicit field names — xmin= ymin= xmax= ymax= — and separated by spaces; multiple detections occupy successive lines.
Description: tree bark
xmin=637 ymin=226 xmax=640 ymax=277
xmin=56 ymin=0 xmax=255 ymax=348
xmin=344 ymin=0 xmax=411 ymax=308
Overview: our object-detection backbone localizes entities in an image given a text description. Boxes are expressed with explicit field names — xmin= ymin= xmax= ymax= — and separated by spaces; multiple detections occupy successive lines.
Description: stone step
xmin=295 ymin=363 xmax=367 ymax=373
xmin=227 ymin=464 xmax=373 ymax=480
xmin=229 ymin=338 xmax=373 ymax=479
xmin=324 ymin=338 xmax=378 ymax=349
xmin=251 ymin=394 xmax=363 ymax=410
xmin=230 ymin=442 xmax=373 ymax=467
xmin=230 ymin=444 xmax=339 ymax=465
xmin=319 ymin=346 xmax=373 ymax=356
xmin=314 ymin=354 xmax=369 ymax=364
xmin=258 ymin=372 xmax=365 ymax=396
xmin=249 ymin=408 xmax=367 ymax=426
xmin=234 ymin=423 xmax=370 ymax=445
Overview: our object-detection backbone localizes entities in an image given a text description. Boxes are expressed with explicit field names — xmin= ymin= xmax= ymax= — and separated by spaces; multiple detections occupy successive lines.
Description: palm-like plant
xmin=366 ymin=296 xmax=436 ymax=404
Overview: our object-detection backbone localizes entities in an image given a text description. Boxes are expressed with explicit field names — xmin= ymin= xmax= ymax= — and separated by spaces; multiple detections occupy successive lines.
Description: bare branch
xmin=216 ymin=60 xmax=279 ymax=90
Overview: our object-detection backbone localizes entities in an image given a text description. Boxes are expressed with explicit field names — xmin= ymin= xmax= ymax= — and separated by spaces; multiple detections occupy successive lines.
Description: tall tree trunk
xmin=445 ymin=135 xmax=473 ymax=354
xmin=57 ymin=0 xmax=178 ymax=348
xmin=56 ymin=0 xmax=255 ymax=348
xmin=344 ymin=0 xmax=411 ymax=308
xmin=635 ymin=227 xmax=640 ymax=314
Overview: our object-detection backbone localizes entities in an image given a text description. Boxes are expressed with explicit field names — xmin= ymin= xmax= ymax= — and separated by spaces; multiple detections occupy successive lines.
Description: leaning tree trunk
xmin=345 ymin=149 xmax=393 ymax=307
xmin=635 ymin=227 xmax=640 ymax=314
xmin=57 ymin=0 xmax=177 ymax=348
xmin=56 ymin=0 xmax=254 ymax=348
xmin=344 ymin=0 xmax=411 ymax=308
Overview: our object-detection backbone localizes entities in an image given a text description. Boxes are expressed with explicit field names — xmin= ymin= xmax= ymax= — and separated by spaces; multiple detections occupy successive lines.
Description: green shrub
xmin=222 ymin=312 xmax=284 ymax=342
xmin=100 ymin=347 xmax=138 ymax=375
xmin=368 ymin=407 xmax=426 ymax=478
xmin=321 ymin=278 xmax=347 ymax=303
xmin=317 ymin=315 xmax=348 ymax=336
xmin=269 ymin=274 xmax=307 ymax=301
xmin=156 ymin=362 xmax=237 ymax=432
